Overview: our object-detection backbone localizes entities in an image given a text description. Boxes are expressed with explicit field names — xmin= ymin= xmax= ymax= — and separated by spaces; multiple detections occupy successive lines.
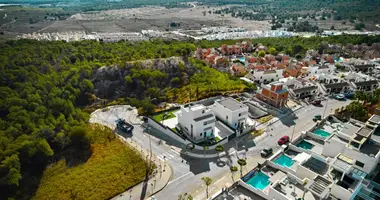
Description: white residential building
xmin=288 ymin=78 xmax=319 ymax=98
xmin=177 ymin=104 xmax=216 ymax=143
xmin=212 ymin=98 xmax=249 ymax=133
xmin=247 ymin=69 xmax=284 ymax=84
xmin=307 ymin=64 xmax=336 ymax=75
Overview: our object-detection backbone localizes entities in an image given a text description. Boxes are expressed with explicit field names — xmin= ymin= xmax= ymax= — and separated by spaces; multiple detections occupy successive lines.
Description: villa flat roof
xmin=188 ymin=104 xmax=206 ymax=111
xmin=338 ymin=123 xmax=361 ymax=137
xmin=217 ymin=98 xmax=247 ymax=111
xmin=324 ymin=82 xmax=349 ymax=89
xmin=368 ymin=115 xmax=380 ymax=124
xmin=332 ymin=158 xmax=351 ymax=172
xmin=355 ymin=80 xmax=378 ymax=87
xmin=193 ymin=113 xmax=214 ymax=122
xmin=292 ymin=86 xmax=318 ymax=94
xmin=356 ymin=126 xmax=373 ymax=138
xmin=263 ymin=70 xmax=276 ymax=74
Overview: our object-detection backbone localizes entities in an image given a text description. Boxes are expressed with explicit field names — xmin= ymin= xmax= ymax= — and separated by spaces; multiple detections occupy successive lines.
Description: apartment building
xmin=247 ymin=68 xmax=284 ymax=84
xmin=256 ymin=82 xmax=289 ymax=107
xmin=288 ymin=78 xmax=319 ymax=99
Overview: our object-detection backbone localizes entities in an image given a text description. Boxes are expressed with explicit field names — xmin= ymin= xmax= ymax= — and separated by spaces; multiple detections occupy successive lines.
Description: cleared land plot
xmin=42 ymin=5 xmax=270 ymax=33
xmin=0 ymin=6 xmax=62 ymax=34
xmin=33 ymin=125 xmax=148 ymax=200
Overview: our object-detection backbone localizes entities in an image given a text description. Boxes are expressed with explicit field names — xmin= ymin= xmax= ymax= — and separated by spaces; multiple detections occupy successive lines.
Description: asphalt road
xmin=155 ymin=98 xmax=351 ymax=200
xmin=95 ymin=98 xmax=351 ymax=200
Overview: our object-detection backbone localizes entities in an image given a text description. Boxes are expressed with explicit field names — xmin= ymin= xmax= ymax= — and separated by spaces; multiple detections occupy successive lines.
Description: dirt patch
xmin=40 ymin=5 xmax=270 ymax=33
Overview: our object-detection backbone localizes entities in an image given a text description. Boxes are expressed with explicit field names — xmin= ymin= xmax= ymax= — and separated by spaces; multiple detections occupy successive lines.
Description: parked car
xmin=309 ymin=99 xmax=321 ymax=105
xmin=313 ymin=114 xmax=322 ymax=121
xmin=278 ymin=136 xmax=290 ymax=145
xmin=116 ymin=118 xmax=134 ymax=133
xmin=260 ymin=147 xmax=273 ymax=157
xmin=335 ymin=94 xmax=345 ymax=100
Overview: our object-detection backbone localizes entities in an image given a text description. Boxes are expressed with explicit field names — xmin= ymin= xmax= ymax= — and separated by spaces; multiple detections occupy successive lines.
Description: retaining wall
xmin=147 ymin=117 xmax=189 ymax=145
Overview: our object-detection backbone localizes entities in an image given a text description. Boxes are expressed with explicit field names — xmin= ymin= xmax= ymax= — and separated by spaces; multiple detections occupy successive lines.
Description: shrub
xmin=230 ymin=166 xmax=238 ymax=172
xmin=252 ymin=129 xmax=264 ymax=137
xmin=215 ymin=145 xmax=224 ymax=152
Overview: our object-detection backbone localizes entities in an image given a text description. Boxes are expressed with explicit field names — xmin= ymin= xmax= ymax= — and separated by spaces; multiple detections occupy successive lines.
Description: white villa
xmin=177 ymin=104 xmax=216 ymax=143
xmin=213 ymin=98 xmax=249 ymax=134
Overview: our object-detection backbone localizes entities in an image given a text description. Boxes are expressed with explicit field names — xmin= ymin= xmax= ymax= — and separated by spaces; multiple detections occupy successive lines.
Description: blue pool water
xmin=296 ymin=140 xmax=314 ymax=150
xmin=245 ymin=172 xmax=270 ymax=190
xmin=274 ymin=154 xmax=294 ymax=168
xmin=239 ymin=57 xmax=246 ymax=63
xmin=313 ymin=129 xmax=331 ymax=138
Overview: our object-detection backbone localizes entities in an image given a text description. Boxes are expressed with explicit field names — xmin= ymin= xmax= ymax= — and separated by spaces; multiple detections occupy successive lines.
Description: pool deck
xmin=274 ymin=178 xmax=318 ymax=200
xmin=302 ymin=137 xmax=324 ymax=155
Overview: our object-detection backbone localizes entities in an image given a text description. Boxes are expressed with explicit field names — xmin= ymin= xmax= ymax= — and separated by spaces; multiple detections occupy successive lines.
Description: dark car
xmin=278 ymin=136 xmax=290 ymax=145
xmin=116 ymin=118 xmax=134 ymax=133
xmin=313 ymin=114 xmax=322 ymax=121
xmin=260 ymin=148 xmax=273 ymax=157
xmin=310 ymin=99 xmax=321 ymax=105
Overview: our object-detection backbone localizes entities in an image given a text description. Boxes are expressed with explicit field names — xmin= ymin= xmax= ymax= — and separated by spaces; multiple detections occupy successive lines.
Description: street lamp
xmin=290 ymin=124 xmax=296 ymax=142
xmin=322 ymin=98 xmax=329 ymax=119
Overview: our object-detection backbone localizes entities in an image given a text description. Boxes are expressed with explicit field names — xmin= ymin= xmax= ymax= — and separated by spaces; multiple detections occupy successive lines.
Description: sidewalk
xmin=191 ymin=156 xmax=266 ymax=200
xmin=111 ymin=137 xmax=172 ymax=200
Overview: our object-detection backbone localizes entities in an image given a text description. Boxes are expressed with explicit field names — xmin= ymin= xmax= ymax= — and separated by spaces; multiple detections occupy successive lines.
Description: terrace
xmin=274 ymin=176 xmax=319 ymax=200
xmin=305 ymin=175 xmax=333 ymax=199
xmin=213 ymin=185 xmax=266 ymax=200
xmin=243 ymin=102 xmax=268 ymax=119
xmin=302 ymin=156 xmax=329 ymax=176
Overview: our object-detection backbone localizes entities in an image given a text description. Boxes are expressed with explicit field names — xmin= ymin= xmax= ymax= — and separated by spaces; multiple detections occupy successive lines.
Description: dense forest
xmin=1 ymin=35 xmax=380 ymax=199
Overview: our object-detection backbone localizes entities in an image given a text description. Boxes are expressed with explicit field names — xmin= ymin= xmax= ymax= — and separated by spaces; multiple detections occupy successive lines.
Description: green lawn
xmin=33 ymin=125 xmax=149 ymax=200
xmin=152 ymin=110 xmax=178 ymax=122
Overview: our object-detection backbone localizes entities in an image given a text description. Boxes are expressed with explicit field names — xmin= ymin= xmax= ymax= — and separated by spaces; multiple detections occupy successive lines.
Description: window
xmin=239 ymin=113 xmax=241 ymax=117
xmin=204 ymin=122 xmax=207 ymax=125
xmin=260 ymin=76 xmax=262 ymax=79
xmin=200 ymin=133 xmax=202 ymax=136
xmin=202 ymin=110 xmax=205 ymax=114
xmin=276 ymin=75 xmax=278 ymax=77
xmin=235 ymin=123 xmax=237 ymax=127
xmin=355 ymin=161 xmax=365 ymax=168
xmin=226 ymin=116 xmax=228 ymax=120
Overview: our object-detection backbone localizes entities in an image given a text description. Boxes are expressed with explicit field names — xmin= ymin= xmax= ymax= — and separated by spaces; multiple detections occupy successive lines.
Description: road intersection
xmin=90 ymin=98 xmax=351 ymax=200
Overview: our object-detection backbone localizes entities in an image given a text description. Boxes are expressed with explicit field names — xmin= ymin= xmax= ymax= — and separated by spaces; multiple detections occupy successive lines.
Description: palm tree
xmin=178 ymin=193 xmax=193 ymax=200
xmin=201 ymin=176 xmax=213 ymax=199
xmin=237 ymin=159 xmax=247 ymax=177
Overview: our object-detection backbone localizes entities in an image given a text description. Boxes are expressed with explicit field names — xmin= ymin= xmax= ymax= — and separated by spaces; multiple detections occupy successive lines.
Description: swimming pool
xmin=274 ymin=154 xmax=294 ymax=168
xmin=239 ymin=57 xmax=246 ymax=63
xmin=245 ymin=171 xmax=270 ymax=190
xmin=313 ymin=129 xmax=331 ymax=138
xmin=296 ymin=140 xmax=314 ymax=150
